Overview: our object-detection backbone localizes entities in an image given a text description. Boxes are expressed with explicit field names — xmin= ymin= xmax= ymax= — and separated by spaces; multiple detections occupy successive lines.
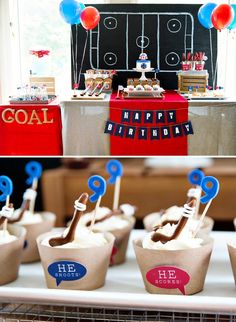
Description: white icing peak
xmin=42 ymin=227 xmax=108 ymax=249
xmin=0 ymin=230 xmax=17 ymax=245
xmin=13 ymin=210 xmax=42 ymax=225
xmin=23 ymin=188 xmax=37 ymax=201
xmin=79 ymin=204 xmax=135 ymax=231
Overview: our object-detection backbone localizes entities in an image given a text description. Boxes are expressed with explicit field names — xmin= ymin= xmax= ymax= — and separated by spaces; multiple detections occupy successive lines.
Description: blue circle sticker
xmin=48 ymin=261 xmax=87 ymax=286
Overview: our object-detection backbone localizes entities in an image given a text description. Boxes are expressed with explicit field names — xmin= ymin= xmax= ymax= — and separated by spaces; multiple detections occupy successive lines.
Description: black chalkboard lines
xmin=72 ymin=4 xmax=217 ymax=90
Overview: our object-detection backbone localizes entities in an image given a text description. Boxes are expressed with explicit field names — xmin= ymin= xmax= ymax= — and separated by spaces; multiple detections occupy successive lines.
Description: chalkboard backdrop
xmin=71 ymin=4 xmax=217 ymax=90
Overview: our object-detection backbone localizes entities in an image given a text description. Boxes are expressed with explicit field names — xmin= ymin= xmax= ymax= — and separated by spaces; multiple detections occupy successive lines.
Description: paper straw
xmin=29 ymin=178 xmax=38 ymax=214
xmin=113 ymin=176 xmax=121 ymax=210
xmin=194 ymin=186 xmax=202 ymax=219
xmin=3 ymin=195 xmax=10 ymax=236
xmin=90 ymin=195 xmax=102 ymax=232
xmin=193 ymin=199 xmax=212 ymax=237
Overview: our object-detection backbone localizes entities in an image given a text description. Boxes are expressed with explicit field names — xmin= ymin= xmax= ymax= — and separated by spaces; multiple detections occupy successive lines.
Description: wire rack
xmin=1 ymin=303 xmax=236 ymax=322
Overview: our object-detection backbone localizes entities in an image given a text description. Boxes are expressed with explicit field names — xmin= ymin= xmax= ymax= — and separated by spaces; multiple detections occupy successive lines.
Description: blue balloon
xmin=59 ymin=0 xmax=85 ymax=25
xmin=198 ymin=3 xmax=217 ymax=29
xmin=228 ymin=4 xmax=236 ymax=30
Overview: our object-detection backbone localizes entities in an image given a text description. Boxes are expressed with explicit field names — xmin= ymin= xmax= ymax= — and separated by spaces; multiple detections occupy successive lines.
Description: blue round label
xmin=48 ymin=261 xmax=87 ymax=286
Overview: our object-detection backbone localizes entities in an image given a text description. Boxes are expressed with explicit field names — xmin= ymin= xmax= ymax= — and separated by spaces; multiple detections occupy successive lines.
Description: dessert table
xmin=1 ymin=230 xmax=236 ymax=316
xmin=60 ymin=95 xmax=236 ymax=156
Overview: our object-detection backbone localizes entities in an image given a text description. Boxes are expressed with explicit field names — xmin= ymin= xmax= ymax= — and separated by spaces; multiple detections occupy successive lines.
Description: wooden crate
xmin=29 ymin=76 xmax=55 ymax=95
xmin=178 ymin=73 xmax=208 ymax=93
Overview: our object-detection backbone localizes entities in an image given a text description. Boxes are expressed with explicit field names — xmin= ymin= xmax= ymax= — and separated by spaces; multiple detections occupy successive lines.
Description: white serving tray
xmin=0 ymin=230 xmax=236 ymax=313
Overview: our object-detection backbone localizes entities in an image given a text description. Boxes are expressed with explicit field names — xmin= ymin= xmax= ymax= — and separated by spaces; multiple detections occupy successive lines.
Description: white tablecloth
xmin=60 ymin=95 xmax=236 ymax=156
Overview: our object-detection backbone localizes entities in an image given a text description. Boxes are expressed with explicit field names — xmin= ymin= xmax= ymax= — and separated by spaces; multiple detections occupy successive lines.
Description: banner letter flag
xmin=121 ymin=110 xmax=131 ymax=123
xmin=182 ymin=121 xmax=194 ymax=136
xmin=167 ymin=110 xmax=176 ymax=123
xmin=161 ymin=126 xmax=171 ymax=139
xmin=144 ymin=111 xmax=154 ymax=124
xmin=132 ymin=111 xmax=142 ymax=123
xmin=172 ymin=124 xmax=183 ymax=137
xmin=156 ymin=111 xmax=165 ymax=123
xmin=114 ymin=124 xmax=126 ymax=137
xmin=138 ymin=127 xmax=148 ymax=140
xmin=126 ymin=126 xmax=136 ymax=139
xmin=104 ymin=121 xmax=115 ymax=135
xmin=150 ymin=127 xmax=160 ymax=140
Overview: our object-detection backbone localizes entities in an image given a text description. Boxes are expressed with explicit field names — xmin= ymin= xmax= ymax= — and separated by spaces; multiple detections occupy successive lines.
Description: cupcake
xmin=134 ymin=197 xmax=213 ymax=295
xmin=79 ymin=204 xmax=136 ymax=265
xmin=9 ymin=187 xmax=56 ymax=263
xmin=37 ymin=193 xmax=114 ymax=290
xmin=127 ymin=85 xmax=135 ymax=92
xmin=143 ymin=187 xmax=214 ymax=235
xmin=0 ymin=205 xmax=26 ymax=285
xmin=144 ymin=84 xmax=153 ymax=91
xmin=136 ymin=84 xmax=144 ymax=91
xmin=228 ymin=242 xmax=236 ymax=286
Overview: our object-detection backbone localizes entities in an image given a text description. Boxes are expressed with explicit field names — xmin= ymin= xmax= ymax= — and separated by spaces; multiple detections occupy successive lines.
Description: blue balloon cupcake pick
xmin=188 ymin=169 xmax=205 ymax=186
xmin=25 ymin=161 xmax=42 ymax=186
xmin=106 ymin=160 xmax=123 ymax=210
xmin=0 ymin=176 xmax=13 ymax=203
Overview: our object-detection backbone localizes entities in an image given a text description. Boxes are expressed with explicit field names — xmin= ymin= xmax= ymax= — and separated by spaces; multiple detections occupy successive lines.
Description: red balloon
xmin=211 ymin=4 xmax=234 ymax=30
xmin=80 ymin=6 xmax=100 ymax=30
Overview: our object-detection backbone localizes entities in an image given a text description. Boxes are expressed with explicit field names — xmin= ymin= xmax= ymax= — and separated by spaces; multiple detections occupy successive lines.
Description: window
xmin=18 ymin=0 xmax=71 ymax=94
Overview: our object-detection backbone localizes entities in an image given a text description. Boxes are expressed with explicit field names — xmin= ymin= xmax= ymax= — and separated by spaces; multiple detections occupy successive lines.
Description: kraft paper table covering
xmin=60 ymin=96 xmax=236 ymax=156
xmin=1 ymin=231 xmax=236 ymax=314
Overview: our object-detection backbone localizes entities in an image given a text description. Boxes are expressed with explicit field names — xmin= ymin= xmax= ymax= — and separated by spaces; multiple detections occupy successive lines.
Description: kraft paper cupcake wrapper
xmin=133 ymin=235 xmax=213 ymax=295
xmin=20 ymin=212 xmax=56 ymax=263
xmin=37 ymin=231 xmax=115 ymax=290
xmin=0 ymin=224 xmax=26 ymax=286
xmin=227 ymin=243 xmax=236 ymax=285
xmin=143 ymin=212 xmax=214 ymax=235
xmin=104 ymin=216 xmax=136 ymax=266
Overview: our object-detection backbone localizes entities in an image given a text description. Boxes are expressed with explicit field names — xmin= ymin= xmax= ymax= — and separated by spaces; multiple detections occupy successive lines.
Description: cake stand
xmin=133 ymin=68 xmax=154 ymax=81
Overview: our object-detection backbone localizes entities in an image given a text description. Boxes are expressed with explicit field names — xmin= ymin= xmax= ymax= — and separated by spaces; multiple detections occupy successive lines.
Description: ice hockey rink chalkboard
xmin=71 ymin=4 xmax=217 ymax=90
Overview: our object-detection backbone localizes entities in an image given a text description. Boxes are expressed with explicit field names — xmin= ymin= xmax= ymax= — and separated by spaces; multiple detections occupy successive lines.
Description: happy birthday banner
xmin=104 ymin=109 xmax=194 ymax=140
xmin=107 ymin=92 xmax=191 ymax=155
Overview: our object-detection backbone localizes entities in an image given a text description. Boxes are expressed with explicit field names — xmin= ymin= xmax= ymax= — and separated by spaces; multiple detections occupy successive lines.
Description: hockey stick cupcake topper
xmin=106 ymin=160 xmax=123 ymax=210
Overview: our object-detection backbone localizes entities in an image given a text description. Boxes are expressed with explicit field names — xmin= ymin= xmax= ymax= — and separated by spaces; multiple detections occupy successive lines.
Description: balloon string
xmin=209 ymin=29 xmax=214 ymax=88
xmin=213 ymin=40 xmax=218 ymax=90
xmin=224 ymin=30 xmax=229 ymax=91
xmin=77 ymin=30 xmax=88 ymax=89
xmin=71 ymin=28 xmax=76 ymax=86
xmin=75 ymin=24 xmax=78 ymax=84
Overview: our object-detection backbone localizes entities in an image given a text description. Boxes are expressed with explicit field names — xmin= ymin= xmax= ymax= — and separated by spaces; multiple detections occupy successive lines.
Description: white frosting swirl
xmin=42 ymin=227 xmax=107 ymax=249
xmin=13 ymin=210 xmax=42 ymax=225
xmin=142 ymin=223 xmax=203 ymax=250
xmin=79 ymin=204 xmax=135 ymax=231
xmin=0 ymin=230 xmax=17 ymax=245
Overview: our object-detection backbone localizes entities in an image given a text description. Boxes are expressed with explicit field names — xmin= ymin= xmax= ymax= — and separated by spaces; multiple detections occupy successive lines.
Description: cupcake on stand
xmin=143 ymin=169 xmax=214 ymax=235
xmin=78 ymin=161 xmax=136 ymax=265
xmin=37 ymin=177 xmax=115 ymax=290
xmin=134 ymin=175 xmax=219 ymax=295
xmin=0 ymin=176 xmax=26 ymax=285
xmin=8 ymin=161 xmax=55 ymax=263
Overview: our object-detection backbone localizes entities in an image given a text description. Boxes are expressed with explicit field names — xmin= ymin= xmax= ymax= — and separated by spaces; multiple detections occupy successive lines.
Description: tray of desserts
xmin=123 ymin=84 xmax=165 ymax=99
xmin=0 ymin=230 xmax=236 ymax=314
